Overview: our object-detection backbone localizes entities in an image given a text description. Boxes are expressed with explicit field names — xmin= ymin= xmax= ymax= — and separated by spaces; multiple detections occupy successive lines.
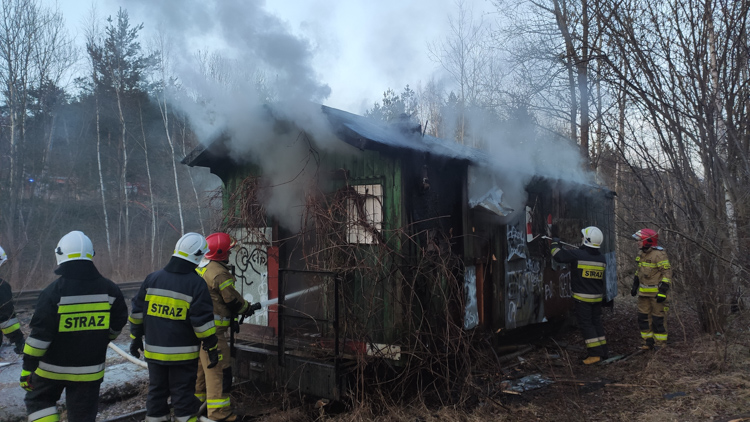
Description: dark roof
xmin=321 ymin=105 xmax=492 ymax=165
xmin=183 ymin=104 xmax=492 ymax=167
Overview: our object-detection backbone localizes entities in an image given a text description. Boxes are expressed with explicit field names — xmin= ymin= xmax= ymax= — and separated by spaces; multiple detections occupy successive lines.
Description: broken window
xmin=347 ymin=184 xmax=383 ymax=244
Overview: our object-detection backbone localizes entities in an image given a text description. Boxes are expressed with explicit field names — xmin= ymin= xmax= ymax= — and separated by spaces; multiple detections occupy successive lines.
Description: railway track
xmin=13 ymin=281 xmax=143 ymax=309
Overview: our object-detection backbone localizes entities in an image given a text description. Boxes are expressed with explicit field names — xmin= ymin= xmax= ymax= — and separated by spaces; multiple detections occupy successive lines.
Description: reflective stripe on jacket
xmin=21 ymin=262 xmax=128 ymax=382
xmin=130 ymin=259 xmax=216 ymax=365
xmin=551 ymin=243 xmax=607 ymax=300
xmin=635 ymin=247 xmax=672 ymax=297
xmin=0 ymin=279 xmax=20 ymax=334
xmin=196 ymin=261 xmax=249 ymax=320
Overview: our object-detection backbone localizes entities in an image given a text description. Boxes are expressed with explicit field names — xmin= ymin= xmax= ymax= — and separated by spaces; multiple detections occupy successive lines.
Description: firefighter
xmin=20 ymin=231 xmax=128 ymax=422
xmin=195 ymin=233 xmax=261 ymax=421
xmin=129 ymin=232 xmax=221 ymax=422
xmin=0 ymin=245 xmax=25 ymax=354
xmin=630 ymin=228 xmax=672 ymax=351
xmin=550 ymin=226 xmax=608 ymax=364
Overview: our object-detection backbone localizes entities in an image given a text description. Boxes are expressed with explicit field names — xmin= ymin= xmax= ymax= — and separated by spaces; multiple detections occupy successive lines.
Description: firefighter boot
xmin=641 ymin=338 xmax=654 ymax=351
xmin=582 ymin=356 xmax=601 ymax=365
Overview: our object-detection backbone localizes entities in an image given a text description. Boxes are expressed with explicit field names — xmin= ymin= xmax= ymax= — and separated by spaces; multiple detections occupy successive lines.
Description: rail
xmin=12 ymin=281 xmax=143 ymax=309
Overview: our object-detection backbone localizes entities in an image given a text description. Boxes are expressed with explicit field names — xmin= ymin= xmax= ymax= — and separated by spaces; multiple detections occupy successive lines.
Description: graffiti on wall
xmin=558 ymin=271 xmax=572 ymax=298
xmin=507 ymin=224 xmax=527 ymax=261
xmin=230 ymin=227 xmax=272 ymax=326
xmin=505 ymin=249 xmax=545 ymax=329
xmin=463 ymin=266 xmax=479 ymax=330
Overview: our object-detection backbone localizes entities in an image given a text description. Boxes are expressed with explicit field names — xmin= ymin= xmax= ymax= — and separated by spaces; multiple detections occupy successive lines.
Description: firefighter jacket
xmin=0 ymin=278 xmax=21 ymax=337
xmin=635 ymin=247 xmax=672 ymax=297
xmin=130 ymin=256 xmax=217 ymax=365
xmin=551 ymin=242 xmax=607 ymax=303
xmin=196 ymin=260 xmax=249 ymax=329
xmin=21 ymin=261 xmax=128 ymax=382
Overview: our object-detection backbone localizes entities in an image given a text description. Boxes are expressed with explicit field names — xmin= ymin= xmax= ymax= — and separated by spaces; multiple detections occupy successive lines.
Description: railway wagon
xmin=182 ymin=104 xmax=616 ymax=400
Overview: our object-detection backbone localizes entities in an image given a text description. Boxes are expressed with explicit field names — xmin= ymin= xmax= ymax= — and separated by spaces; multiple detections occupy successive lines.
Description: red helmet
xmin=632 ymin=228 xmax=658 ymax=248
xmin=205 ymin=232 xmax=236 ymax=261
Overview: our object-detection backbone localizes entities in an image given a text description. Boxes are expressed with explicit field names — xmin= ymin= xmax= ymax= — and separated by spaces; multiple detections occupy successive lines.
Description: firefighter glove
xmin=656 ymin=293 xmax=667 ymax=303
xmin=243 ymin=302 xmax=262 ymax=317
xmin=206 ymin=345 xmax=221 ymax=369
xmin=20 ymin=370 xmax=33 ymax=391
xmin=129 ymin=336 xmax=144 ymax=359
xmin=631 ymin=276 xmax=640 ymax=297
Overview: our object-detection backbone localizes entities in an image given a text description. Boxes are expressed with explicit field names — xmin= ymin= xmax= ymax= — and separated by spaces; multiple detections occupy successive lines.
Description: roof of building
xmin=182 ymin=104 xmax=492 ymax=167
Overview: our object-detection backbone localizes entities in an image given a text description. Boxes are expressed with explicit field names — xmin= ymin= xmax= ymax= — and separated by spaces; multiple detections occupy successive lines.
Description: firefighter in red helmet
xmin=630 ymin=228 xmax=672 ymax=351
xmin=195 ymin=233 xmax=261 ymax=421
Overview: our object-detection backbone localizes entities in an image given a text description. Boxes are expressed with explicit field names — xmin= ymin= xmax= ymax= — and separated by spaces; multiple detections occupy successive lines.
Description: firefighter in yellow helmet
xmin=630 ymin=228 xmax=672 ymax=351
xmin=195 ymin=233 xmax=261 ymax=421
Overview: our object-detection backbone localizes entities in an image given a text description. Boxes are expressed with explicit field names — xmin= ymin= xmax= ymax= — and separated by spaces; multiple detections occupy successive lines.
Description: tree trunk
xmin=158 ymin=96 xmax=185 ymax=234
xmin=139 ymin=103 xmax=157 ymax=268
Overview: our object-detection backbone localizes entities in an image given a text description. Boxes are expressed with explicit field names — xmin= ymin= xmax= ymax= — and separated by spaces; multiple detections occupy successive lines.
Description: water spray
xmin=259 ymin=284 xmax=323 ymax=308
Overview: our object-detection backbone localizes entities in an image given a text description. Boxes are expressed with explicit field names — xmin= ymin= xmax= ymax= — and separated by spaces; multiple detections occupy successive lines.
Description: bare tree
xmin=83 ymin=5 xmax=114 ymax=267
xmin=0 ymin=0 xmax=75 ymax=285
xmin=597 ymin=0 xmax=750 ymax=332
xmin=152 ymin=34 xmax=185 ymax=234
xmin=428 ymin=0 xmax=494 ymax=146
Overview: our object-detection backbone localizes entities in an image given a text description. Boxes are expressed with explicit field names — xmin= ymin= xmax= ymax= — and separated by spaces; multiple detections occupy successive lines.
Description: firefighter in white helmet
xmin=195 ymin=232 xmax=261 ymax=421
xmin=21 ymin=231 xmax=128 ymax=422
xmin=550 ymin=226 xmax=609 ymax=364
xmin=0 ymin=245 xmax=26 ymax=354
xmin=129 ymin=232 xmax=220 ymax=422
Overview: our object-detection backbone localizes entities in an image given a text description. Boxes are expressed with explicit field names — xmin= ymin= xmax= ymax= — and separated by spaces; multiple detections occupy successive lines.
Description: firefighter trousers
xmin=574 ymin=299 xmax=608 ymax=358
xmin=146 ymin=361 xmax=201 ymax=422
xmin=637 ymin=296 xmax=668 ymax=347
xmin=24 ymin=374 xmax=101 ymax=422
xmin=196 ymin=330 xmax=234 ymax=420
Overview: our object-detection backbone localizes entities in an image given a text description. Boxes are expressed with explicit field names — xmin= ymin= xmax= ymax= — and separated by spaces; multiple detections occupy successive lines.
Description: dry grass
xmin=237 ymin=297 xmax=750 ymax=422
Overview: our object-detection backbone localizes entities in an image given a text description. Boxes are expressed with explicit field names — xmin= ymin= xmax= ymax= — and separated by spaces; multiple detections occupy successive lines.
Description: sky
xmin=43 ymin=0 xmax=593 ymax=229
xmin=50 ymin=0 xmax=498 ymax=115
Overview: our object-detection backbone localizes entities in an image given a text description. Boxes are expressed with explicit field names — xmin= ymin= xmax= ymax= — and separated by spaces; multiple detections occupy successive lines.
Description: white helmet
xmin=55 ymin=231 xmax=95 ymax=265
xmin=0 ymin=245 xmax=7 ymax=268
xmin=581 ymin=226 xmax=603 ymax=249
xmin=173 ymin=232 xmax=208 ymax=265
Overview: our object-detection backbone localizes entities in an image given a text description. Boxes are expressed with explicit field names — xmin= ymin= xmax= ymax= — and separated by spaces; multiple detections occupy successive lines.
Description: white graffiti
xmin=545 ymin=284 xmax=553 ymax=300
xmin=507 ymin=301 xmax=517 ymax=325
xmin=558 ymin=271 xmax=572 ymax=298
xmin=525 ymin=258 xmax=543 ymax=287
xmin=463 ymin=266 xmax=479 ymax=330
xmin=506 ymin=257 xmax=545 ymax=328
xmin=507 ymin=225 xmax=527 ymax=261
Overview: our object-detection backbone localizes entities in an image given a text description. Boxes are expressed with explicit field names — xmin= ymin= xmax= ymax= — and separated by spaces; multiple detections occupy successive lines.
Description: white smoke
xmin=123 ymin=0 xmax=337 ymax=231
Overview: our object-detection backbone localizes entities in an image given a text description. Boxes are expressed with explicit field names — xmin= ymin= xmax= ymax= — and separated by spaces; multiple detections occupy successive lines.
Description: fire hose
xmin=541 ymin=235 xmax=578 ymax=248
xmin=107 ymin=342 xmax=147 ymax=368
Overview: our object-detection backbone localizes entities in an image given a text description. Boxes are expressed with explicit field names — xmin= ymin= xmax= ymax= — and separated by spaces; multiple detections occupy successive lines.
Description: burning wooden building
xmin=182 ymin=104 xmax=616 ymax=400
